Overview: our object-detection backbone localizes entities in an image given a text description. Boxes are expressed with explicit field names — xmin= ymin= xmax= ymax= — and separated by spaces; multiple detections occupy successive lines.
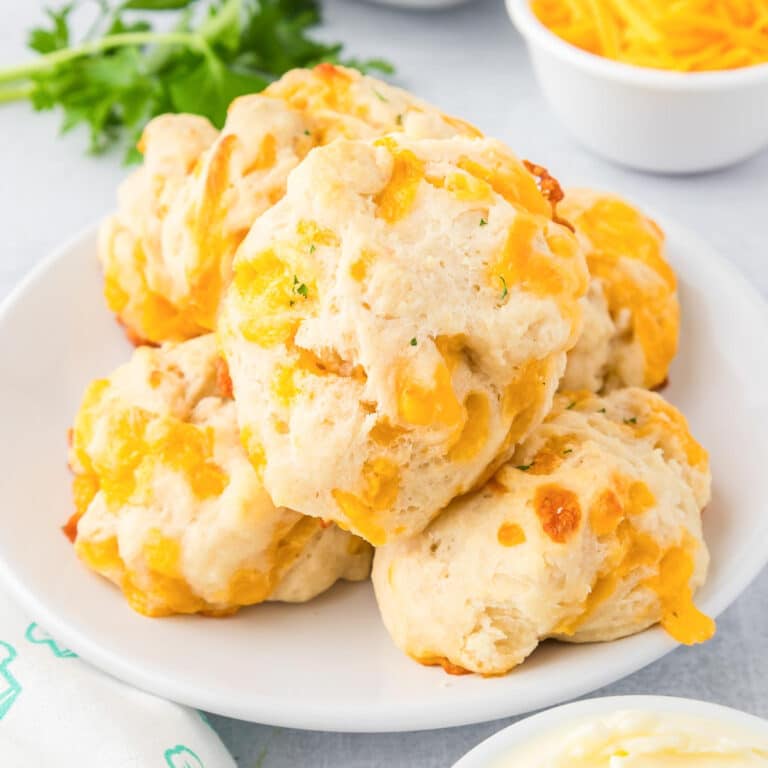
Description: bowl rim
xmin=506 ymin=0 xmax=768 ymax=91
xmin=453 ymin=695 xmax=768 ymax=767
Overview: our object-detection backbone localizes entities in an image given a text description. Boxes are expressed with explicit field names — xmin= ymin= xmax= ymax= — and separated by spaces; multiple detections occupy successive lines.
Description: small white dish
xmin=506 ymin=0 xmax=768 ymax=173
xmin=0 ymin=215 xmax=766 ymax=731
xmin=453 ymin=695 xmax=768 ymax=767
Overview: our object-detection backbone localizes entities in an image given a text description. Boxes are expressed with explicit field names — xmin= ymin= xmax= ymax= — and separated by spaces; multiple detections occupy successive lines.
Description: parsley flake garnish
xmin=410 ymin=337 xmax=417 ymax=346
xmin=598 ymin=408 xmax=606 ymax=413
xmin=624 ymin=417 xmax=638 ymax=425
xmin=304 ymin=129 xmax=312 ymax=136
xmin=309 ymin=244 xmax=316 ymax=254
xmin=292 ymin=275 xmax=308 ymax=299
xmin=563 ymin=448 xmax=573 ymax=455
xmin=373 ymin=89 xmax=388 ymax=102
xmin=499 ymin=275 xmax=508 ymax=301
xmin=479 ymin=218 xmax=488 ymax=226
xmin=516 ymin=463 xmax=533 ymax=471
xmin=566 ymin=401 xmax=577 ymax=410
xmin=396 ymin=113 xmax=403 ymax=126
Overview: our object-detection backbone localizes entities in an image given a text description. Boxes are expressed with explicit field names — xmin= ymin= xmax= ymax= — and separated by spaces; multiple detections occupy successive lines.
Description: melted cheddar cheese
xmin=457 ymin=155 xmax=551 ymax=216
xmin=449 ymin=393 xmax=491 ymax=462
xmin=556 ymin=472 xmax=714 ymax=645
xmin=563 ymin=193 xmax=678 ymax=389
xmin=497 ymin=522 xmax=527 ymax=547
xmin=535 ymin=484 xmax=582 ymax=542
xmin=374 ymin=138 xmax=426 ymax=223
xmin=332 ymin=458 xmax=400 ymax=546
xmin=492 ymin=213 xmax=587 ymax=316
xmin=647 ymin=544 xmax=716 ymax=644
xmin=396 ymin=359 xmax=465 ymax=431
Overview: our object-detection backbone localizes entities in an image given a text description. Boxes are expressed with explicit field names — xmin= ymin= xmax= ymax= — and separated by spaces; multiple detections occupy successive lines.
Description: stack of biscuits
xmin=66 ymin=64 xmax=714 ymax=676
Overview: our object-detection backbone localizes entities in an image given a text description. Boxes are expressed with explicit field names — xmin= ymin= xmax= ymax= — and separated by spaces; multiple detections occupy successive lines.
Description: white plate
xmin=453 ymin=695 xmax=768 ymax=767
xmin=0 ymin=217 xmax=766 ymax=732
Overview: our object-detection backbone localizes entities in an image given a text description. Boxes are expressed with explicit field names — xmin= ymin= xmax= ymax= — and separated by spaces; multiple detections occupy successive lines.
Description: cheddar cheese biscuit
xmin=99 ymin=114 xmax=218 ymax=344
xmin=220 ymin=135 xmax=588 ymax=544
xmin=373 ymin=388 xmax=712 ymax=675
xmin=67 ymin=335 xmax=371 ymax=617
xmin=561 ymin=190 xmax=679 ymax=392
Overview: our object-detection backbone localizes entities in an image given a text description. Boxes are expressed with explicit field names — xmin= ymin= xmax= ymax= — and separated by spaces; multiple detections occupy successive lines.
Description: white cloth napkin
xmin=0 ymin=590 xmax=236 ymax=767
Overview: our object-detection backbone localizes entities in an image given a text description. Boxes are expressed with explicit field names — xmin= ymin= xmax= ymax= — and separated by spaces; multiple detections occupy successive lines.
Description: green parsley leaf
xmin=563 ymin=448 xmax=573 ymax=455
xmin=309 ymin=243 xmax=316 ymax=253
xmin=499 ymin=275 xmax=508 ymax=300
xmin=344 ymin=57 xmax=394 ymax=75
xmin=624 ymin=417 xmax=638 ymax=425
xmin=479 ymin=218 xmax=487 ymax=226
xmin=32 ymin=45 xmax=163 ymax=156
xmin=373 ymin=88 xmax=388 ymax=102
xmin=598 ymin=408 xmax=606 ymax=413
xmin=2 ymin=0 xmax=394 ymax=161
xmin=566 ymin=400 xmax=577 ymax=410
xmin=28 ymin=4 xmax=72 ymax=54
xmin=516 ymin=463 xmax=533 ymax=471
xmin=168 ymin=59 xmax=269 ymax=129
xmin=395 ymin=113 xmax=403 ymax=126
xmin=293 ymin=275 xmax=308 ymax=299
xmin=410 ymin=337 xmax=417 ymax=346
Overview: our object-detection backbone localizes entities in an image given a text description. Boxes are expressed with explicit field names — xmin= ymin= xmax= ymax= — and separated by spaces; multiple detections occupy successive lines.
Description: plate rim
xmin=0 ymin=218 xmax=766 ymax=732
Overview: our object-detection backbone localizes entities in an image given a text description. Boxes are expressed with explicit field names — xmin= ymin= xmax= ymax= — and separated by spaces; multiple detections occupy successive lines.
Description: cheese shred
xmin=531 ymin=0 xmax=768 ymax=72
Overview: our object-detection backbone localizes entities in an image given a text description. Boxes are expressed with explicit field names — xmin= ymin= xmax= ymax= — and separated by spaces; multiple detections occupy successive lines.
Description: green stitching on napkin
xmin=24 ymin=622 xmax=78 ymax=658
xmin=164 ymin=744 xmax=205 ymax=768
xmin=0 ymin=641 xmax=21 ymax=720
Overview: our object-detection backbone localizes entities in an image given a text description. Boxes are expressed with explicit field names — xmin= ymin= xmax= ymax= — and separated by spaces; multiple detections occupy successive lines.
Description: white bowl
xmin=453 ymin=695 xmax=768 ymax=767
xmin=506 ymin=0 xmax=768 ymax=173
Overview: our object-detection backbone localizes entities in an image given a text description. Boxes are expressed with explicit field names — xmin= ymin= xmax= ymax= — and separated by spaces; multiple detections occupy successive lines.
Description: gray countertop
xmin=1 ymin=1 xmax=766 ymax=765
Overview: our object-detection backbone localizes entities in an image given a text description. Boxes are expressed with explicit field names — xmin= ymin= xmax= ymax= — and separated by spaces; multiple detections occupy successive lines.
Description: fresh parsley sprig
xmin=0 ymin=0 xmax=393 ymax=162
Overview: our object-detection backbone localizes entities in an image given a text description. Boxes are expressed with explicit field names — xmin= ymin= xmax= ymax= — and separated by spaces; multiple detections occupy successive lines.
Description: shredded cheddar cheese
xmin=531 ymin=0 xmax=768 ymax=72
